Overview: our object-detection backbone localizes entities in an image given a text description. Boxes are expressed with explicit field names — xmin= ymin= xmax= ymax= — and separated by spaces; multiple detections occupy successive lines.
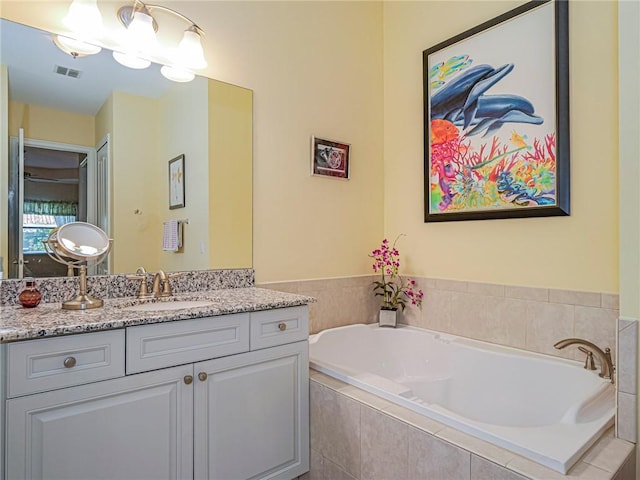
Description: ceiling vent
xmin=54 ymin=65 xmax=82 ymax=79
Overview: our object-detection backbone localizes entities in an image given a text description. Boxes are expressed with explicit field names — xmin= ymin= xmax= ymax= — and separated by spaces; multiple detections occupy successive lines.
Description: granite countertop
xmin=0 ymin=287 xmax=315 ymax=343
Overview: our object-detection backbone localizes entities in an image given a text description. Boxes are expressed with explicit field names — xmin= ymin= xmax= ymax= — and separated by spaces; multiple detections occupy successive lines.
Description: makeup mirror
xmin=43 ymin=221 xmax=112 ymax=309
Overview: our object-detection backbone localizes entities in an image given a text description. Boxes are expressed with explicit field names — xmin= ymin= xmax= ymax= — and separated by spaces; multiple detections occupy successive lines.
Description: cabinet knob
xmin=63 ymin=356 xmax=77 ymax=368
xmin=198 ymin=372 xmax=208 ymax=382
xmin=184 ymin=375 xmax=193 ymax=385
xmin=278 ymin=322 xmax=287 ymax=331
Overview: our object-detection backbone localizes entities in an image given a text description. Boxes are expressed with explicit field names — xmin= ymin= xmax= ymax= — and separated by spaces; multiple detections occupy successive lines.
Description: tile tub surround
xmin=262 ymin=276 xmax=621 ymax=362
xmin=0 ymin=268 xmax=255 ymax=306
xmin=308 ymin=370 xmax=636 ymax=480
xmin=0 ymin=287 xmax=314 ymax=343
xmin=263 ymin=275 xmax=636 ymax=448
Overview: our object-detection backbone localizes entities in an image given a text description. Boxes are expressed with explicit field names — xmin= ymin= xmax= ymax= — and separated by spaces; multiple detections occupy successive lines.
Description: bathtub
xmin=309 ymin=324 xmax=615 ymax=474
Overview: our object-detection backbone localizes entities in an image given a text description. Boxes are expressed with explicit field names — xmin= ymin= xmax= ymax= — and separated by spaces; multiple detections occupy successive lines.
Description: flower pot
xmin=379 ymin=308 xmax=398 ymax=328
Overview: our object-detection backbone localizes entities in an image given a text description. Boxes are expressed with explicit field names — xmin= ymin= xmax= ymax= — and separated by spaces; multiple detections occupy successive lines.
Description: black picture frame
xmin=168 ymin=154 xmax=185 ymax=209
xmin=311 ymin=136 xmax=351 ymax=180
xmin=423 ymin=0 xmax=569 ymax=222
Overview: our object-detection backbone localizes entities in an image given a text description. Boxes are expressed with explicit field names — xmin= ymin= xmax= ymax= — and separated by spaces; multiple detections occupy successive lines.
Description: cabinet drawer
xmin=250 ymin=306 xmax=309 ymax=350
xmin=126 ymin=313 xmax=250 ymax=374
xmin=7 ymin=330 xmax=125 ymax=398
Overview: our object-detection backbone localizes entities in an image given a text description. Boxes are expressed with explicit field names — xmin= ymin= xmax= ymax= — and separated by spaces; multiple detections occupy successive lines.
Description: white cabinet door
xmin=6 ymin=365 xmax=194 ymax=480
xmin=194 ymin=341 xmax=309 ymax=480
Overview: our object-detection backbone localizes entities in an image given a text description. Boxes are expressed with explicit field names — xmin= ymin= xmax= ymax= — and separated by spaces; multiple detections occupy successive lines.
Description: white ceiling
xmin=0 ymin=18 xmax=174 ymax=115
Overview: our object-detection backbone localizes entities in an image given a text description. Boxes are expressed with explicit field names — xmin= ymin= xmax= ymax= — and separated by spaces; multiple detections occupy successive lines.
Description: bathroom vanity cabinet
xmin=2 ymin=305 xmax=309 ymax=480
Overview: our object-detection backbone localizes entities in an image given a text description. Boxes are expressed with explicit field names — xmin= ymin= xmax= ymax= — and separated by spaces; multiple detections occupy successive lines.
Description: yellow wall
xmin=1 ymin=2 xmax=620 ymax=291
xmin=383 ymin=1 xmax=619 ymax=293
xmin=8 ymin=101 xmax=94 ymax=146
xmin=0 ymin=0 xmax=385 ymax=283
xmin=208 ymin=80 xmax=253 ymax=269
xmin=110 ymin=91 xmax=160 ymax=274
xmin=158 ymin=77 xmax=209 ymax=272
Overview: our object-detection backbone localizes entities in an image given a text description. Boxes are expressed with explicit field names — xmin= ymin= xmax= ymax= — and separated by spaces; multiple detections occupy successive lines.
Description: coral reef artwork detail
xmin=428 ymin=56 xmax=556 ymax=213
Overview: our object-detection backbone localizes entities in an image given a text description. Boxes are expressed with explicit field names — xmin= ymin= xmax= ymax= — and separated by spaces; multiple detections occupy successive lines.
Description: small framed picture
xmin=311 ymin=136 xmax=350 ymax=179
xmin=168 ymin=154 xmax=185 ymax=209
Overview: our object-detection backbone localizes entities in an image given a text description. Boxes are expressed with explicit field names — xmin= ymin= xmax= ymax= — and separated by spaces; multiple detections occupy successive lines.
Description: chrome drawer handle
xmin=198 ymin=372 xmax=208 ymax=382
xmin=278 ymin=322 xmax=287 ymax=331
xmin=184 ymin=375 xmax=193 ymax=385
xmin=63 ymin=356 xmax=77 ymax=368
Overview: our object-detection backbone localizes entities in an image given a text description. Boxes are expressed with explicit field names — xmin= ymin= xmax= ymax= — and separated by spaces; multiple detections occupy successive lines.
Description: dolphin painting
xmin=430 ymin=63 xmax=543 ymax=137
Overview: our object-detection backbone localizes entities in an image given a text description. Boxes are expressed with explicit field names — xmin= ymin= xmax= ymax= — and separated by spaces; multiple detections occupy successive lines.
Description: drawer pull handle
xmin=184 ymin=375 xmax=193 ymax=385
xmin=198 ymin=372 xmax=208 ymax=382
xmin=63 ymin=356 xmax=77 ymax=368
xmin=278 ymin=322 xmax=287 ymax=331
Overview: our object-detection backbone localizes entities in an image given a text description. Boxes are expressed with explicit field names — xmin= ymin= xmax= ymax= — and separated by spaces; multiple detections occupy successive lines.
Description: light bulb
xmin=63 ymin=0 xmax=103 ymax=38
xmin=126 ymin=9 xmax=156 ymax=52
xmin=113 ymin=51 xmax=151 ymax=69
xmin=55 ymin=35 xmax=102 ymax=57
xmin=161 ymin=65 xmax=195 ymax=83
xmin=176 ymin=28 xmax=207 ymax=70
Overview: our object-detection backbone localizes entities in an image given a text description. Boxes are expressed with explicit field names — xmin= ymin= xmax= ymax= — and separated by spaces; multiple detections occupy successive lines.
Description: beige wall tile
xmin=549 ymin=289 xmax=601 ymax=307
xmin=437 ymin=428 xmax=514 ymax=467
xmin=449 ymin=293 xmax=527 ymax=348
xmin=423 ymin=288 xmax=453 ymax=333
xmin=299 ymin=448 xmax=323 ymax=480
xmin=407 ymin=427 xmax=471 ymax=480
xmin=383 ymin=404 xmax=446 ymax=435
xmin=258 ymin=281 xmax=301 ymax=293
xmin=467 ymin=282 xmax=505 ymax=298
xmin=507 ymin=456 xmax=609 ymax=480
xmin=505 ymin=285 xmax=549 ymax=302
xmin=612 ymin=453 xmax=636 ymax=480
xmin=574 ymin=306 xmax=618 ymax=361
xmin=581 ymin=434 xmax=635 ymax=474
xmin=617 ymin=320 xmax=638 ymax=395
xmin=398 ymin=277 xmax=429 ymax=328
xmin=487 ymin=297 xmax=528 ymax=348
xmin=323 ymin=458 xmax=358 ymax=480
xmin=525 ymin=302 xmax=574 ymax=357
xmin=618 ymin=317 xmax=635 ymax=332
xmin=601 ymin=294 xmax=619 ymax=310
xmin=361 ymin=406 xmax=409 ymax=480
xmin=435 ymin=278 xmax=468 ymax=292
xmin=339 ymin=385 xmax=396 ymax=411
xmin=617 ymin=392 xmax=637 ymax=443
xmin=309 ymin=382 xmax=361 ymax=478
xmin=310 ymin=371 xmax=349 ymax=391
xmin=471 ymin=455 xmax=527 ymax=480
xmin=449 ymin=292 xmax=489 ymax=339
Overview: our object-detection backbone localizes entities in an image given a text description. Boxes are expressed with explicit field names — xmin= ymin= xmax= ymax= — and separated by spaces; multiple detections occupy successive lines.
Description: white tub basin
xmin=122 ymin=300 xmax=214 ymax=312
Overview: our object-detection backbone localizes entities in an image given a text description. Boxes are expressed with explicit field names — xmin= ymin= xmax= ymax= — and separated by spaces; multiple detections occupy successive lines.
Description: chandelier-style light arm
xmin=118 ymin=0 xmax=203 ymax=35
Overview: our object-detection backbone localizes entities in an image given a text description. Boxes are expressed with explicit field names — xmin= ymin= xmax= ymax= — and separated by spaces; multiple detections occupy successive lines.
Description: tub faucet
xmin=553 ymin=338 xmax=615 ymax=383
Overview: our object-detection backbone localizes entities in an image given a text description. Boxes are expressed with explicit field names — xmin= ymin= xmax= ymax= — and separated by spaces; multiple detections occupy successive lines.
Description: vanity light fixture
xmin=53 ymin=35 xmax=102 ymax=58
xmin=63 ymin=0 xmax=103 ymax=38
xmin=57 ymin=0 xmax=208 ymax=82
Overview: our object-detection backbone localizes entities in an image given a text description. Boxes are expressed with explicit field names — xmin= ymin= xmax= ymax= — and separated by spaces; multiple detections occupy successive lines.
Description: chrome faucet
xmin=553 ymin=338 xmax=615 ymax=383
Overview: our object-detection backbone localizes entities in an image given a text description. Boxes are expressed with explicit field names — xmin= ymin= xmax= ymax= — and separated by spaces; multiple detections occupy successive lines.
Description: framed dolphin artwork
xmin=423 ymin=0 xmax=569 ymax=222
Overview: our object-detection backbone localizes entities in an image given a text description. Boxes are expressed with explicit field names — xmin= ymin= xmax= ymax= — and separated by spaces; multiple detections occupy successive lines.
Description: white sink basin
xmin=122 ymin=300 xmax=215 ymax=312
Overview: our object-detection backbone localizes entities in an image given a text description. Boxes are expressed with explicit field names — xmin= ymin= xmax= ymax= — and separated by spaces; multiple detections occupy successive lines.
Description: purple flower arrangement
xmin=370 ymin=236 xmax=424 ymax=311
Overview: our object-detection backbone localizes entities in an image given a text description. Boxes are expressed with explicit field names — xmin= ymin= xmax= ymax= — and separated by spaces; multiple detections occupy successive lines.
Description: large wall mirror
xmin=0 ymin=18 xmax=253 ymax=279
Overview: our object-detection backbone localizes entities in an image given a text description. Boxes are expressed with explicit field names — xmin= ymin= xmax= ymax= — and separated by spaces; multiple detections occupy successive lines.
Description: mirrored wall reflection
xmin=1 ymin=18 xmax=253 ymax=279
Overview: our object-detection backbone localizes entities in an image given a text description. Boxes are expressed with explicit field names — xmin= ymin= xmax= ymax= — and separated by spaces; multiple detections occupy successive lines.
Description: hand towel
xmin=162 ymin=220 xmax=179 ymax=252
